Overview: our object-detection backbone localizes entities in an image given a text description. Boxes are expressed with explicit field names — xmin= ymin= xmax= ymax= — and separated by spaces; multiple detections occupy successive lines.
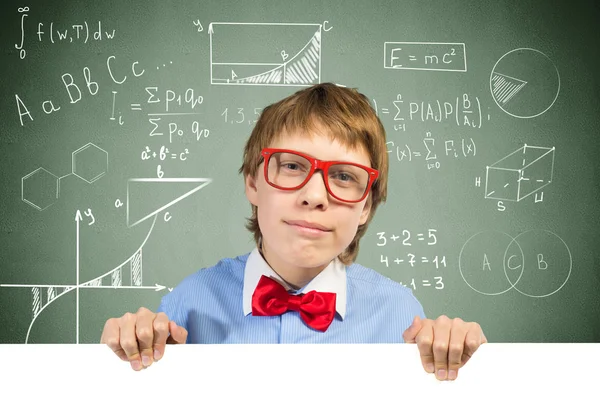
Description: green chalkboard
xmin=1 ymin=0 xmax=599 ymax=344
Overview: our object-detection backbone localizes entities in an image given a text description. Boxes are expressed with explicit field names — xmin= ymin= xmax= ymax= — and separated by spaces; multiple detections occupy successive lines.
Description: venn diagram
xmin=459 ymin=229 xmax=571 ymax=297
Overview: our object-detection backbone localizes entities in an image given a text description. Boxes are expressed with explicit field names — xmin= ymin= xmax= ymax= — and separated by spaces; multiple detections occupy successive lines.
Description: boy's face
xmin=245 ymin=128 xmax=372 ymax=271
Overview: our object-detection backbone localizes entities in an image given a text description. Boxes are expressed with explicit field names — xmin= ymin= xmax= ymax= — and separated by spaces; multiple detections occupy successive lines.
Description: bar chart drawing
xmin=209 ymin=22 xmax=322 ymax=86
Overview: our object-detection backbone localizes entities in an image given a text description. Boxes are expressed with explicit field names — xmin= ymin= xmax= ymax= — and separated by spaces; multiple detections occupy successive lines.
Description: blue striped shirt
xmin=156 ymin=248 xmax=426 ymax=343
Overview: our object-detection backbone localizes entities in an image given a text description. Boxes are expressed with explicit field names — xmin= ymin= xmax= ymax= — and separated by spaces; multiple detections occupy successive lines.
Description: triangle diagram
xmin=126 ymin=178 xmax=212 ymax=227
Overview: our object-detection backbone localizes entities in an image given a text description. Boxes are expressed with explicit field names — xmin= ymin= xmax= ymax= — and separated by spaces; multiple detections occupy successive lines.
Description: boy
xmin=101 ymin=83 xmax=487 ymax=381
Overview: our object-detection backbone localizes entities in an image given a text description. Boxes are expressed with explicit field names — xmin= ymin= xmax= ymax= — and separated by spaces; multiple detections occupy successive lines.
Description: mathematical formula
xmin=376 ymin=229 xmax=447 ymax=291
xmin=14 ymin=6 xmax=116 ymax=59
xmin=373 ymin=93 xmax=488 ymax=130
xmin=384 ymin=42 xmax=467 ymax=72
xmin=386 ymin=131 xmax=476 ymax=170
xmin=399 ymin=277 xmax=444 ymax=291
xmin=379 ymin=253 xmax=448 ymax=269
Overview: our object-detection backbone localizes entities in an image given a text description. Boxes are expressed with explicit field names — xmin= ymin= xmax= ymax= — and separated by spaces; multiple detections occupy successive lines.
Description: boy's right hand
xmin=100 ymin=307 xmax=188 ymax=371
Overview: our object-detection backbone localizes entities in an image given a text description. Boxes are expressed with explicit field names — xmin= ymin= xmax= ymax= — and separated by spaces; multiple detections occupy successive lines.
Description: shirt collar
xmin=242 ymin=247 xmax=347 ymax=319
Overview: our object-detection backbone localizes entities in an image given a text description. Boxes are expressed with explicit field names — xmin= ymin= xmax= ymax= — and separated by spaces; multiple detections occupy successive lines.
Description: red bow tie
xmin=251 ymin=275 xmax=337 ymax=332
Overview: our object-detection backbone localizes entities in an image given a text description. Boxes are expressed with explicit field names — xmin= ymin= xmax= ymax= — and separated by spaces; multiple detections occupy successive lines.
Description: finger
xmin=447 ymin=318 xmax=468 ymax=381
xmin=152 ymin=312 xmax=171 ymax=361
xmin=415 ymin=320 xmax=435 ymax=374
xmin=100 ymin=318 xmax=128 ymax=362
xmin=402 ymin=315 xmax=422 ymax=344
xmin=432 ymin=316 xmax=452 ymax=381
xmin=135 ymin=307 xmax=157 ymax=368
xmin=461 ymin=323 xmax=485 ymax=368
xmin=118 ymin=312 xmax=143 ymax=371
xmin=166 ymin=320 xmax=188 ymax=344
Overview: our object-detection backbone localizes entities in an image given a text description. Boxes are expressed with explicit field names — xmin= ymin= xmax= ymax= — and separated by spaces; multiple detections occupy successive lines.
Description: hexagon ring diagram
xmin=72 ymin=143 xmax=108 ymax=184
xmin=21 ymin=168 xmax=59 ymax=211
xmin=21 ymin=142 xmax=108 ymax=211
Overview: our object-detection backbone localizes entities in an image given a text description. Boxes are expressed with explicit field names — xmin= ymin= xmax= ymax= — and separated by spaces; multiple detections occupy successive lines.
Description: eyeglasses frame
xmin=260 ymin=147 xmax=379 ymax=203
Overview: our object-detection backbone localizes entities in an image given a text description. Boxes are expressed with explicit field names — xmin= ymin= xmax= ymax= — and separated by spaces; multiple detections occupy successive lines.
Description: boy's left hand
xmin=402 ymin=315 xmax=487 ymax=381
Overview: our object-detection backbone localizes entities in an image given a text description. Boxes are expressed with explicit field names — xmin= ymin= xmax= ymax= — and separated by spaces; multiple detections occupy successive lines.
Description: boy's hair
xmin=238 ymin=82 xmax=389 ymax=265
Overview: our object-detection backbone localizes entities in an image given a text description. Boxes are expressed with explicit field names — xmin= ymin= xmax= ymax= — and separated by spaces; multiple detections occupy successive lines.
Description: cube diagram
xmin=485 ymin=145 xmax=554 ymax=202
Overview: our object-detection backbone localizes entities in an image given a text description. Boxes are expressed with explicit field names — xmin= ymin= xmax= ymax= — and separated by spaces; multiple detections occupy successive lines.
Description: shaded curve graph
xmin=23 ymin=214 xmax=159 ymax=344
xmin=1 ymin=177 xmax=212 ymax=343
xmin=209 ymin=22 xmax=322 ymax=86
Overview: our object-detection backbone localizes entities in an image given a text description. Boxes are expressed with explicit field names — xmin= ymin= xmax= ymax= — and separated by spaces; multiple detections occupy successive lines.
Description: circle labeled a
xmin=459 ymin=230 xmax=524 ymax=295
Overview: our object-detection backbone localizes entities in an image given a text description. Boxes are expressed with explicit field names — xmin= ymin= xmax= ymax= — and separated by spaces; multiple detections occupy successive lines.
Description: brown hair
xmin=238 ymin=83 xmax=389 ymax=265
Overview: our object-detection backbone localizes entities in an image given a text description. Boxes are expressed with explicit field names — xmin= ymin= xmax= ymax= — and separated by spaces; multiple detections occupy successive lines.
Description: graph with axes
xmin=2 ymin=177 xmax=212 ymax=343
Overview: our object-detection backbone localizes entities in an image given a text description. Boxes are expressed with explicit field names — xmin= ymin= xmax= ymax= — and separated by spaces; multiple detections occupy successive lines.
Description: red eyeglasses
xmin=260 ymin=148 xmax=379 ymax=203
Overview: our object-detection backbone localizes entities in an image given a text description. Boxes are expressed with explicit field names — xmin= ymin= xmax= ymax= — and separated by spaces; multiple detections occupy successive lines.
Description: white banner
xmin=0 ymin=343 xmax=596 ymax=399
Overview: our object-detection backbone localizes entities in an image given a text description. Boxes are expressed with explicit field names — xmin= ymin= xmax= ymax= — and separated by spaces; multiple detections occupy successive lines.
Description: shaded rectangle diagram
xmin=111 ymin=268 xmax=122 ymax=287
xmin=209 ymin=22 xmax=322 ymax=86
xmin=384 ymin=42 xmax=467 ymax=72
xmin=485 ymin=144 xmax=555 ymax=202
xmin=131 ymin=249 xmax=142 ymax=286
